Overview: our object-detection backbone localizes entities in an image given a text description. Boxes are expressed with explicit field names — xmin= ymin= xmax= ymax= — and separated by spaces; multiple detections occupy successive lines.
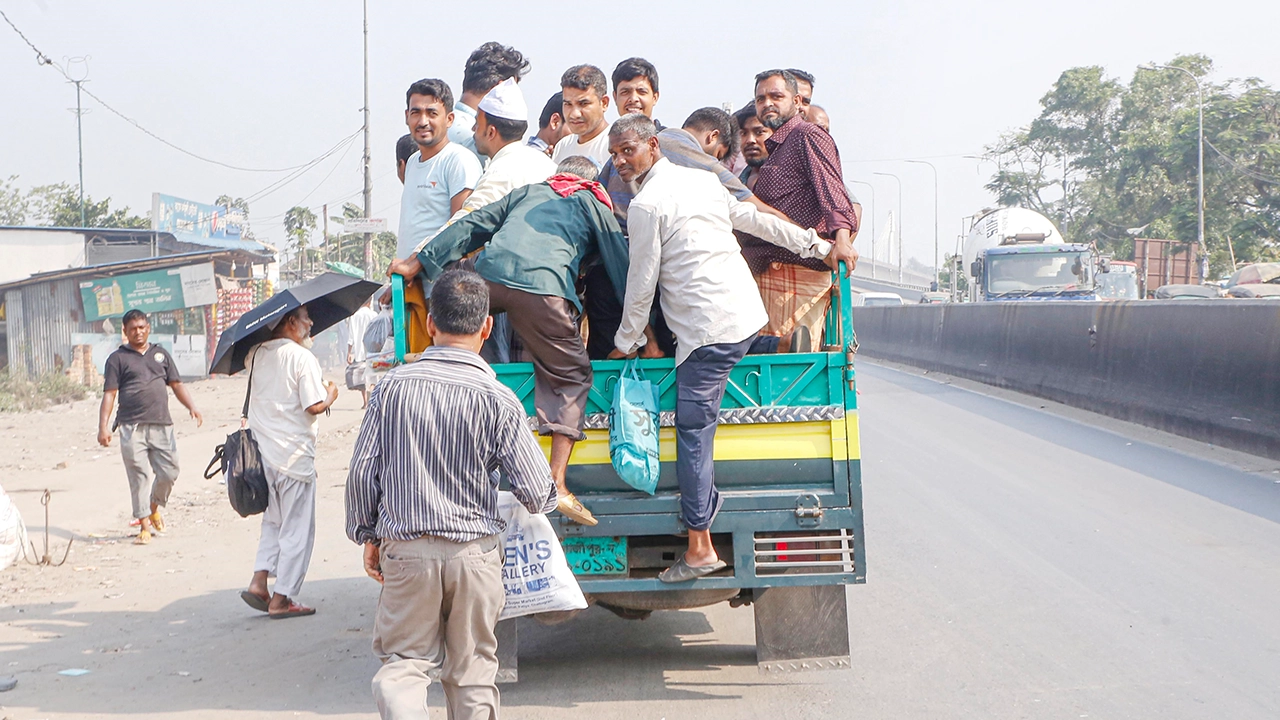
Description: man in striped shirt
xmin=345 ymin=269 xmax=556 ymax=720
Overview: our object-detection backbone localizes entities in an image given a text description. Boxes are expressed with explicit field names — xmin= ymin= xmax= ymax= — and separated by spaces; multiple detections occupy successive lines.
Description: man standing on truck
xmin=386 ymin=156 xmax=630 ymax=528
xmin=346 ymin=269 xmax=557 ymax=719
xmin=605 ymin=114 xmax=853 ymax=581
xmin=750 ymin=69 xmax=860 ymax=346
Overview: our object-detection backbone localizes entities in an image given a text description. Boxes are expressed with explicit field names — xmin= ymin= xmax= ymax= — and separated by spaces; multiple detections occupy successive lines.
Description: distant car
xmin=859 ymin=292 xmax=905 ymax=307
xmin=918 ymin=292 xmax=951 ymax=304
xmin=1227 ymin=283 xmax=1280 ymax=299
xmin=1153 ymin=284 xmax=1221 ymax=300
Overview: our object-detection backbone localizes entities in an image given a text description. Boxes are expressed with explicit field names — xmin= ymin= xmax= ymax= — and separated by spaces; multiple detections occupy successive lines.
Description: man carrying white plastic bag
xmin=496 ymin=491 xmax=587 ymax=620
xmin=345 ymin=269 xmax=561 ymax=720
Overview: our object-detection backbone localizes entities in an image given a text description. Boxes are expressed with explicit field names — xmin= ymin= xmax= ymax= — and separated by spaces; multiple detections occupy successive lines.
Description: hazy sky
xmin=4 ymin=0 xmax=1279 ymax=270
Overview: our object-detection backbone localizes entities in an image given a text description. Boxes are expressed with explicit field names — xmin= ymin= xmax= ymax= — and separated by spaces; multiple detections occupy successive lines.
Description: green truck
xmin=390 ymin=264 xmax=865 ymax=678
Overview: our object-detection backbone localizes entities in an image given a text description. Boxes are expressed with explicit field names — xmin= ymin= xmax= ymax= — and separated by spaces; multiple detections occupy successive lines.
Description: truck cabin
xmin=975 ymin=245 xmax=1098 ymax=300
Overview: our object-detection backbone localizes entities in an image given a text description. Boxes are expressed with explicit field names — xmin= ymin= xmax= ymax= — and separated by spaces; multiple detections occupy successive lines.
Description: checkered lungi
xmin=755 ymin=262 xmax=834 ymax=346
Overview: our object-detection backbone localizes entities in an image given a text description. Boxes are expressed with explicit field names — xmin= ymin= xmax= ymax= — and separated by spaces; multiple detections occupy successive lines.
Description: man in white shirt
xmin=346 ymin=298 xmax=378 ymax=408
xmin=551 ymin=65 xmax=612 ymax=168
xmin=397 ymin=78 xmax=483 ymax=260
xmin=606 ymin=114 xmax=855 ymax=583
xmin=447 ymin=42 xmax=531 ymax=163
xmin=242 ymin=306 xmax=339 ymax=618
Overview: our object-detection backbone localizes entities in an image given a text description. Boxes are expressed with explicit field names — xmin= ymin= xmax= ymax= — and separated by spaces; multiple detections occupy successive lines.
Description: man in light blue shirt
xmin=398 ymin=79 xmax=483 ymax=260
xmin=447 ymin=42 xmax=531 ymax=163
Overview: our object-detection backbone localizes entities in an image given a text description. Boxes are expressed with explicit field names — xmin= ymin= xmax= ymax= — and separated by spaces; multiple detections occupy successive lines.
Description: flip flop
xmin=133 ymin=530 xmax=152 ymax=545
xmin=240 ymin=590 xmax=270 ymax=612
xmin=658 ymin=555 xmax=727 ymax=583
xmin=269 ymin=603 xmax=316 ymax=620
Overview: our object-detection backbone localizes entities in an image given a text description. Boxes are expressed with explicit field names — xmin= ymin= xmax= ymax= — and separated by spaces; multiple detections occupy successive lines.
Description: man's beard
xmin=300 ymin=334 xmax=315 ymax=350
xmin=745 ymin=155 xmax=766 ymax=168
xmin=761 ymin=110 xmax=794 ymax=130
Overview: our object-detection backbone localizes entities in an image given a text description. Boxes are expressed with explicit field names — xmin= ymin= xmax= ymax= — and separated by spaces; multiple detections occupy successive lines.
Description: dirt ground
xmin=0 ymin=371 xmax=389 ymax=719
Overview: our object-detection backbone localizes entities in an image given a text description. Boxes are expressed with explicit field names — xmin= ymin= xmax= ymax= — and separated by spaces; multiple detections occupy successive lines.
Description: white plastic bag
xmin=496 ymin=491 xmax=587 ymax=620
xmin=0 ymin=485 xmax=29 ymax=571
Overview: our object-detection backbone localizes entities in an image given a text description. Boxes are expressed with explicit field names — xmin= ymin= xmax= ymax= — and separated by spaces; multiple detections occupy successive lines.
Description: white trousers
xmin=253 ymin=464 xmax=317 ymax=599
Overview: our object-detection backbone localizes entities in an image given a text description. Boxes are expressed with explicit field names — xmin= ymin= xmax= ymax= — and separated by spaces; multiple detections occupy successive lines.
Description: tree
xmin=283 ymin=206 xmax=318 ymax=275
xmin=0 ymin=176 xmax=26 ymax=225
xmin=986 ymin=55 xmax=1280 ymax=277
xmin=215 ymin=194 xmax=255 ymax=240
xmin=25 ymin=182 xmax=148 ymax=229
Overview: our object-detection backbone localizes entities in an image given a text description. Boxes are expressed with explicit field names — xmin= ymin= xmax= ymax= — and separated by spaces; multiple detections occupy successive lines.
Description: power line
xmin=2 ymin=9 xmax=358 ymax=174
xmin=1205 ymin=139 xmax=1280 ymax=186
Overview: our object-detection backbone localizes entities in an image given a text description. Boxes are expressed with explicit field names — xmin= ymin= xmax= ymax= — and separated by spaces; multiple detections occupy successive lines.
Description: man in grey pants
xmin=346 ymin=269 xmax=557 ymax=719
xmin=98 ymin=309 xmax=203 ymax=545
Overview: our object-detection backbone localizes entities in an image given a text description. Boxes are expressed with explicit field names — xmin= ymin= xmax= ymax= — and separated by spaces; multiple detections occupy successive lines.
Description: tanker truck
xmin=964 ymin=207 xmax=1106 ymax=301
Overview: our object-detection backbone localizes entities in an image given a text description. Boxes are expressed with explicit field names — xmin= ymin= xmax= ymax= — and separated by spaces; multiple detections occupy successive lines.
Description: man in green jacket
xmin=388 ymin=156 xmax=626 ymax=527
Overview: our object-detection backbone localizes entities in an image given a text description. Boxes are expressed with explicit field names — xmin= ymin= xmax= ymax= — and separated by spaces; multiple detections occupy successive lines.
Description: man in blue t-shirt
xmin=397 ymin=78 xmax=483 ymax=260
xmin=98 ymin=309 xmax=203 ymax=545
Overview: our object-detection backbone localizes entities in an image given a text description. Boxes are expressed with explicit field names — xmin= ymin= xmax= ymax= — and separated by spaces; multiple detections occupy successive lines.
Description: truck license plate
xmin=562 ymin=536 xmax=627 ymax=575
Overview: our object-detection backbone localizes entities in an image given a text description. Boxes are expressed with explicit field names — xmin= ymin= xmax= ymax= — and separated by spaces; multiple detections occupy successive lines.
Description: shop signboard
xmin=78 ymin=263 xmax=217 ymax=321
xmin=151 ymin=193 xmax=245 ymax=238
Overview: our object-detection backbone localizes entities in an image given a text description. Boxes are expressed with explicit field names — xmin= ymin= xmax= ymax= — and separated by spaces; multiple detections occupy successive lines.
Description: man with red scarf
xmin=387 ymin=156 xmax=627 ymax=527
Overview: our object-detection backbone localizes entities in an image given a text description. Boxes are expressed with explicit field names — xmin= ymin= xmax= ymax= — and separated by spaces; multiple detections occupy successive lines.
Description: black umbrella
xmin=210 ymin=272 xmax=382 ymax=375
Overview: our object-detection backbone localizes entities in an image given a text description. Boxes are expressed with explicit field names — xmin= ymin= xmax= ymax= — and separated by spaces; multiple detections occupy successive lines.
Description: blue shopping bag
xmin=609 ymin=360 xmax=661 ymax=495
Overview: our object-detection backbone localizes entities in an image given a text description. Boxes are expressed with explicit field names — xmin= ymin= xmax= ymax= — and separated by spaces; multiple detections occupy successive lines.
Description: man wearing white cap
xmin=455 ymin=78 xmax=557 ymax=226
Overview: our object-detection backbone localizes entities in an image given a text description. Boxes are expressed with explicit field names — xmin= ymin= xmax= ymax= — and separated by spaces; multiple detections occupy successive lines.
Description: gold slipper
xmin=149 ymin=511 xmax=165 ymax=533
xmin=556 ymin=493 xmax=598 ymax=526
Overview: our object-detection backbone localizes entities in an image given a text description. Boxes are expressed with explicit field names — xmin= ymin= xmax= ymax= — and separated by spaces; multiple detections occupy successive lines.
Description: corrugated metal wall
xmin=5 ymin=279 xmax=94 ymax=377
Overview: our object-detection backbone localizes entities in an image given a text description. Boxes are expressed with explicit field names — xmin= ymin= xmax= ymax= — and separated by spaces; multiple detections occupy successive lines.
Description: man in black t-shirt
xmin=98 ymin=309 xmax=204 ymax=545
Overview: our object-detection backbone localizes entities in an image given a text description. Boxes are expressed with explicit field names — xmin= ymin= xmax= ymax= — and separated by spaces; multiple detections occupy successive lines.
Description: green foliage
xmin=13 ymin=181 xmax=149 ymax=229
xmin=215 ymin=194 xmax=255 ymax=240
xmin=987 ymin=54 xmax=1280 ymax=276
xmin=0 ymin=175 xmax=26 ymax=225
xmin=0 ymin=370 xmax=94 ymax=413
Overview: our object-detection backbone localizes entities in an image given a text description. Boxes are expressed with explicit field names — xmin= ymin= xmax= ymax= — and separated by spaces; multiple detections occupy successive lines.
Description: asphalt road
xmin=6 ymin=361 xmax=1279 ymax=719
xmin=506 ymin=360 xmax=1280 ymax=719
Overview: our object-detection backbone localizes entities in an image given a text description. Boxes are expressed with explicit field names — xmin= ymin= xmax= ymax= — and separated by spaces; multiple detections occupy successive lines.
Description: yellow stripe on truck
xmin=537 ymin=413 xmax=861 ymax=465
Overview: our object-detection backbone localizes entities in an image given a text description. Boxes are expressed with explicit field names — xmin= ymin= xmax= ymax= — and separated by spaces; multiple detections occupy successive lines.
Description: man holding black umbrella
xmin=240 ymin=305 xmax=339 ymax=619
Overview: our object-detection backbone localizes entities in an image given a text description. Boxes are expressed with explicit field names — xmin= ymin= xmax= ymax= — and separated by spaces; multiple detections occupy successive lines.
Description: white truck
xmin=964 ymin=207 xmax=1105 ymax=302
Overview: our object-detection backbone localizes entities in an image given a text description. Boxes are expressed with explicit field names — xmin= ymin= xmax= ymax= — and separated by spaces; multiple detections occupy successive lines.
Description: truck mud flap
xmin=753 ymin=585 xmax=851 ymax=673
xmin=496 ymin=618 xmax=518 ymax=683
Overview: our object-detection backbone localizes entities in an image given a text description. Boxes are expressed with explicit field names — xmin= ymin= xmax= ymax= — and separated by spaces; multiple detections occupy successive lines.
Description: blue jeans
xmin=674 ymin=334 xmax=756 ymax=531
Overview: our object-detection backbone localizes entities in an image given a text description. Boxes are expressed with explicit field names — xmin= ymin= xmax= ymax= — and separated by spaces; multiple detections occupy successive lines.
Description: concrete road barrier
xmin=852 ymin=301 xmax=1280 ymax=459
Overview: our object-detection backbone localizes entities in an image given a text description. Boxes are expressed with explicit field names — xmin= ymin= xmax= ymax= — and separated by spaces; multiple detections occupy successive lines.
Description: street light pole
xmin=1140 ymin=63 xmax=1205 ymax=281
xmin=848 ymin=180 xmax=876 ymax=278
xmin=361 ymin=0 xmax=374 ymax=279
xmin=873 ymin=172 xmax=903 ymax=282
xmin=905 ymin=159 xmax=939 ymax=288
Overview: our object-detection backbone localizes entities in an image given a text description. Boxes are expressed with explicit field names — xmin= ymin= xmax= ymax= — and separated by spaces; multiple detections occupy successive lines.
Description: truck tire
xmin=589 ymin=588 xmax=741 ymax=612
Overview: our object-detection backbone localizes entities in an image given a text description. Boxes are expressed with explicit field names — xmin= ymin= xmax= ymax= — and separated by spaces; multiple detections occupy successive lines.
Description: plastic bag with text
xmin=497 ymin=491 xmax=587 ymax=620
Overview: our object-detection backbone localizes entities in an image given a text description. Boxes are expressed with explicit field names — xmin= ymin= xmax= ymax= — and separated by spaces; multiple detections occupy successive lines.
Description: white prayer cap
xmin=477 ymin=77 xmax=528 ymax=123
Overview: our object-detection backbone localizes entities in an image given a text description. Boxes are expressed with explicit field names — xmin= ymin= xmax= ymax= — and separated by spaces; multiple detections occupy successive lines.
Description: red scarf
xmin=546 ymin=173 xmax=613 ymax=209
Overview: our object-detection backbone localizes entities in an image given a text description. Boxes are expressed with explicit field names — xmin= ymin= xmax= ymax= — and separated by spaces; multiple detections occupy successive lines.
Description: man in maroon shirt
xmin=749 ymin=69 xmax=860 ymax=347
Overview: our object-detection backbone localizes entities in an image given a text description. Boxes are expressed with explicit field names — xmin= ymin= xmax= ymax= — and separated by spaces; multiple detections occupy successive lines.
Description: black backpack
xmin=203 ymin=357 xmax=270 ymax=517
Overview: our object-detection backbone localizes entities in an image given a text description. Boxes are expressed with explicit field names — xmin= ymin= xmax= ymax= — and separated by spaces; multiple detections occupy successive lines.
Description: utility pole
xmin=66 ymin=57 xmax=90 ymax=227
xmin=905 ymin=159 xmax=939 ymax=288
xmin=323 ymin=203 xmax=330 ymax=262
xmin=361 ymin=0 xmax=374 ymax=279
xmin=873 ymin=172 xmax=903 ymax=283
